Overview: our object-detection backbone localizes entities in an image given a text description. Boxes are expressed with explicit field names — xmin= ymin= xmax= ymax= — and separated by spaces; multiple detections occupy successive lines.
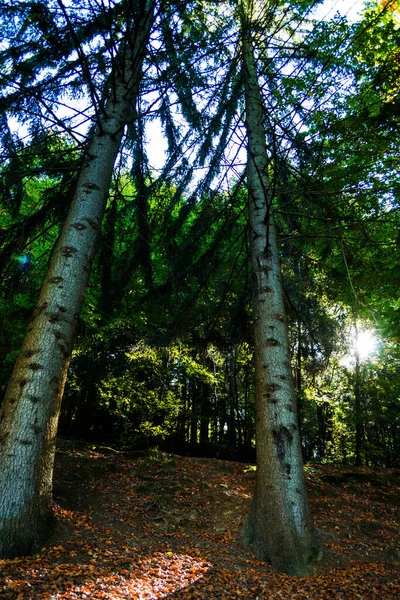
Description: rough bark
xmin=240 ymin=14 xmax=322 ymax=576
xmin=0 ymin=1 xmax=155 ymax=558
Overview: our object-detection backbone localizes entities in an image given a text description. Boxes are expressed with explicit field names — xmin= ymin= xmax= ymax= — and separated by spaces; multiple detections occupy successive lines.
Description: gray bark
xmin=0 ymin=1 xmax=155 ymax=558
xmin=240 ymin=14 xmax=322 ymax=576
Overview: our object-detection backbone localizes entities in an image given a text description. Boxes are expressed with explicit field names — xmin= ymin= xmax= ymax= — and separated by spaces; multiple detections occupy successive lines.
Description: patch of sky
xmin=311 ymin=0 xmax=363 ymax=23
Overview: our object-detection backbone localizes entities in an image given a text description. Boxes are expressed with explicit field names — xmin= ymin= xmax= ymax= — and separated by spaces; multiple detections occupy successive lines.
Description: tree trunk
xmin=0 ymin=1 xmax=155 ymax=558
xmin=199 ymin=350 xmax=211 ymax=445
xmin=190 ymin=381 xmax=198 ymax=445
xmin=232 ymin=351 xmax=244 ymax=447
xmin=211 ymin=360 xmax=219 ymax=444
xmin=100 ymin=196 xmax=118 ymax=317
xmin=354 ymin=325 xmax=363 ymax=466
xmin=316 ymin=401 xmax=329 ymax=458
xmin=174 ymin=376 xmax=187 ymax=447
xmin=199 ymin=388 xmax=211 ymax=444
xmin=240 ymin=15 xmax=322 ymax=576
xmin=296 ymin=321 xmax=303 ymax=438
xmin=226 ymin=356 xmax=237 ymax=448
xmin=243 ymin=360 xmax=252 ymax=446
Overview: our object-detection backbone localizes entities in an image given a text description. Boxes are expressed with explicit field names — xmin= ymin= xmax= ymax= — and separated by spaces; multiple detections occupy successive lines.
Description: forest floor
xmin=0 ymin=441 xmax=399 ymax=599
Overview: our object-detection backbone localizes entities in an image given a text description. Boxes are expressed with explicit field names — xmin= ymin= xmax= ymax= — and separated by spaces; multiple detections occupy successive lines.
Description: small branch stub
xmin=48 ymin=313 xmax=61 ymax=324
xmin=61 ymin=246 xmax=78 ymax=257
xmin=71 ymin=223 xmax=87 ymax=231
xmin=267 ymin=384 xmax=281 ymax=392
xmin=265 ymin=338 xmax=279 ymax=346
xmin=82 ymin=217 xmax=98 ymax=230
xmin=29 ymin=396 xmax=41 ymax=404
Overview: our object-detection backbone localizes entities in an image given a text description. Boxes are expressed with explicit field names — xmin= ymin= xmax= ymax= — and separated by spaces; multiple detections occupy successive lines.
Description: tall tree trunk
xmin=296 ymin=321 xmax=303 ymax=438
xmin=232 ymin=351 xmax=244 ymax=447
xmin=0 ymin=0 xmax=155 ymax=558
xmin=243 ymin=360 xmax=251 ymax=446
xmin=226 ymin=356 xmax=237 ymax=448
xmin=316 ymin=402 xmax=327 ymax=458
xmin=199 ymin=387 xmax=211 ymax=444
xmin=199 ymin=350 xmax=211 ymax=444
xmin=240 ymin=11 xmax=322 ymax=576
xmin=174 ymin=375 xmax=187 ymax=448
xmin=134 ymin=117 xmax=153 ymax=290
xmin=190 ymin=381 xmax=198 ymax=445
xmin=354 ymin=324 xmax=363 ymax=467
xmin=211 ymin=360 xmax=219 ymax=444
xmin=100 ymin=196 xmax=118 ymax=317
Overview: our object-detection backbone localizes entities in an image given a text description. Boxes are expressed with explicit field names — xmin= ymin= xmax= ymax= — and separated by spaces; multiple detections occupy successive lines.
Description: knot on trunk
xmin=265 ymin=338 xmax=279 ymax=347
xmin=61 ymin=246 xmax=78 ymax=257
xmin=28 ymin=363 xmax=43 ymax=371
xmin=83 ymin=182 xmax=101 ymax=192
xmin=71 ymin=222 xmax=87 ymax=231
xmin=272 ymin=425 xmax=294 ymax=462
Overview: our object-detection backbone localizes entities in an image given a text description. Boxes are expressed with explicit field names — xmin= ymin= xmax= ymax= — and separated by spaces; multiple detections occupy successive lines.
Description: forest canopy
xmin=0 ymin=0 xmax=398 ymax=464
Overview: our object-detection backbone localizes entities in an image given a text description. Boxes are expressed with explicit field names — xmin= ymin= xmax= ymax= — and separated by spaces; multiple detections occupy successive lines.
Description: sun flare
xmin=355 ymin=329 xmax=378 ymax=360
xmin=340 ymin=328 xmax=379 ymax=367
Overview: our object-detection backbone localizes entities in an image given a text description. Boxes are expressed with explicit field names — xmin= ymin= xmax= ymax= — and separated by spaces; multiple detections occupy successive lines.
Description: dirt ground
xmin=0 ymin=440 xmax=399 ymax=599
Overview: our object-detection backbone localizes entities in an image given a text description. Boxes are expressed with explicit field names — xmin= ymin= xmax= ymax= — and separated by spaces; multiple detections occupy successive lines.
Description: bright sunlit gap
xmin=340 ymin=327 xmax=379 ymax=368
xmin=355 ymin=329 xmax=379 ymax=360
